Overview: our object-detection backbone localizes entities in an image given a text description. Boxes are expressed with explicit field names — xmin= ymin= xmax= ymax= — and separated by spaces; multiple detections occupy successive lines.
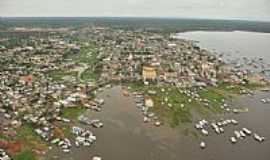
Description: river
xmin=46 ymin=86 xmax=270 ymax=160
xmin=176 ymin=31 xmax=270 ymax=61
xmin=46 ymin=31 xmax=270 ymax=160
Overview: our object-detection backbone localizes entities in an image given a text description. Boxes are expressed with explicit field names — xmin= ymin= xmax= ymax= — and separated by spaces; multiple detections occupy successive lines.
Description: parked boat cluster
xmin=49 ymin=126 xmax=98 ymax=153
xmin=231 ymin=128 xmax=265 ymax=143
xmin=195 ymin=119 xmax=238 ymax=137
xmin=78 ymin=115 xmax=104 ymax=128
xmin=72 ymin=126 xmax=97 ymax=148
xmin=261 ymin=98 xmax=270 ymax=104
xmin=196 ymin=118 xmax=266 ymax=149
xmin=0 ymin=149 xmax=11 ymax=160
xmin=133 ymin=92 xmax=162 ymax=127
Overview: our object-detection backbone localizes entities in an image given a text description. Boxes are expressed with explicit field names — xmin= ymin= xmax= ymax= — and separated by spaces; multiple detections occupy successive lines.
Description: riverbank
xmin=44 ymin=86 xmax=270 ymax=160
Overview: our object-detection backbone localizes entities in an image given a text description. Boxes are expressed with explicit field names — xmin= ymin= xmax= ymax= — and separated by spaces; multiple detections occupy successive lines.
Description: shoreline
xmin=44 ymin=85 xmax=270 ymax=160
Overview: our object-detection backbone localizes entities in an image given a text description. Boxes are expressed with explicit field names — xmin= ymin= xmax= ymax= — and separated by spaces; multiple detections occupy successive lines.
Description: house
xmin=142 ymin=66 xmax=157 ymax=81
xmin=19 ymin=75 xmax=34 ymax=85
xmin=145 ymin=97 xmax=154 ymax=108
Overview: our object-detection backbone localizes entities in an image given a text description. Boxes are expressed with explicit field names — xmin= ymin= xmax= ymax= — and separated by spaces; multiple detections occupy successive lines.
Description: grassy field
xmin=48 ymin=43 xmax=101 ymax=83
xmin=11 ymin=124 xmax=48 ymax=160
xmin=61 ymin=106 xmax=87 ymax=120
xmin=80 ymin=68 xmax=100 ymax=82
xmin=13 ymin=150 xmax=37 ymax=160
xmin=10 ymin=106 xmax=87 ymax=160
xmin=60 ymin=106 xmax=87 ymax=137
xmin=126 ymin=81 xmax=262 ymax=127
xmin=127 ymin=83 xmax=200 ymax=127
xmin=48 ymin=70 xmax=77 ymax=82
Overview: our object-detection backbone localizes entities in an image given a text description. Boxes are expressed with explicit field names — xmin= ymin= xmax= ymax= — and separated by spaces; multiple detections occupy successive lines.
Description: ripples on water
xmin=176 ymin=31 xmax=270 ymax=79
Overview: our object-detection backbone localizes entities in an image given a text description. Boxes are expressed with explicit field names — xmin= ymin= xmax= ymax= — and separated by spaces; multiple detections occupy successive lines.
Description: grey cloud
xmin=0 ymin=0 xmax=269 ymax=21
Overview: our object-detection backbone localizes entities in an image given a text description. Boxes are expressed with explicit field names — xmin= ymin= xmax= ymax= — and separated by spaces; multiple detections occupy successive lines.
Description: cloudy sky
xmin=0 ymin=0 xmax=269 ymax=21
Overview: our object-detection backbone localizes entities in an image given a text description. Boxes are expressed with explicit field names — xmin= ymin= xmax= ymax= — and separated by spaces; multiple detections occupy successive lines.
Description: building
xmin=142 ymin=66 xmax=157 ymax=81
xmin=145 ymin=97 xmax=154 ymax=108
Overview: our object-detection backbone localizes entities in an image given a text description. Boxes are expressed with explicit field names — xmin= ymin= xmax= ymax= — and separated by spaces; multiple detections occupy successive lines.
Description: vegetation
xmin=65 ymin=44 xmax=99 ymax=65
xmin=16 ymin=124 xmax=47 ymax=149
xmin=48 ymin=70 xmax=77 ymax=82
xmin=11 ymin=124 xmax=47 ymax=160
xmin=61 ymin=106 xmax=87 ymax=120
xmin=0 ymin=133 xmax=9 ymax=140
xmin=47 ymin=44 xmax=102 ymax=83
xmin=1 ymin=17 xmax=270 ymax=33
xmin=60 ymin=107 xmax=87 ymax=137
xmin=13 ymin=150 xmax=37 ymax=160
xmin=126 ymin=81 xmax=264 ymax=127
xmin=128 ymin=82 xmax=201 ymax=127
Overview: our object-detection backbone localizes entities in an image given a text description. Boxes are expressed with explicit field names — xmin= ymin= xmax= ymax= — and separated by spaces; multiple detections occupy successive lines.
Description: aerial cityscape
xmin=1 ymin=0 xmax=270 ymax=160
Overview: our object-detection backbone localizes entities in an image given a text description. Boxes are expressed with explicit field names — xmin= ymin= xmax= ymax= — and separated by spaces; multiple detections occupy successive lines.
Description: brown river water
xmin=46 ymin=31 xmax=270 ymax=160
xmin=46 ymin=86 xmax=270 ymax=160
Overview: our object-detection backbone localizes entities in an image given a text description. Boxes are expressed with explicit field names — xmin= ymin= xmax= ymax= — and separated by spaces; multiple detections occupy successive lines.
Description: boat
xmin=239 ymin=131 xmax=246 ymax=138
xmin=234 ymin=131 xmax=241 ymax=139
xmin=62 ymin=149 xmax=70 ymax=153
xmin=92 ymin=156 xmax=102 ymax=160
xmin=155 ymin=121 xmax=161 ymax=127
xmin=143 ymin=116 xmax=150 ymax=123
xmin=215 ymin=127 xmax=221 ymax=134
xmin=200 ymin=142 xmax=206 ymax=149
xmin=230 ymin=137 xmax=237 ymax=144
xmin=195 ymin=124 xmax=203 ymax=129
xmin=242 ymin=128 xmax=252 ymax=135
xmin=219 ymin=127 xmax=224 ymax=133
xmin=254 ymin=133 xmax=265 ymax=142
xmin=231 ymin=119 xmax=238 ymax=125
xmin=201 ymin=129 xmax=209 ymax=136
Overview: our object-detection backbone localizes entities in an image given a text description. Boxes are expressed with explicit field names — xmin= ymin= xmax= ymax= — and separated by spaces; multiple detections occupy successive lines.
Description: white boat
xmin=201 ymin=129 xmax=209 ymax=136
xmin=92 ymin=156 xmax=102 ymax=160
xmin=215 ymin=128 xmax=221 ymax=134
xmin=200 ymin=142 xmax=206 ymax=149
xmin=242 ymin=128 xmax=252 ymax=135
xmin=144 ymin=116 xmax=150 ymax=123
xmin=62 ymin=149 xmax=70 ymax=153
xmin=217 ymin=122 xmax=223 ymax=126
xmin=195 ymin=124 xmax=203 ymax=129
xmin=230 ymin=137 xmax=237 ymax=144
xmin=234 ymin=131 xmax=241 ymax=139
xmin=254 ymin=133 xmax=265 ymax=142
xmin=155 ymin=121 xmax=161 ymax=127
xmin=219 ymin=127 xmax=224 ymax=133
xmin=239 ymin=131 xmax=246 ymax=138
xmin=211 ymin=123 xmax=217 ymax=129
xmin=222 ymin=121 xmax=228 ymax=126
xmin=226 ymin=119 xmax=232 ymax=124
xmin=231 ymin=119 xmax=238 ymax=125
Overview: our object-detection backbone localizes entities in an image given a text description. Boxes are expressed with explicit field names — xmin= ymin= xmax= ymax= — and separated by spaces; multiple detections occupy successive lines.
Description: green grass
xmin=63 ymin=45 xmax=101 ymax=83
xmin=126 ymin=81 xmax=258 ymax=127
xmin=48 ymin=70 xmax=77 ymax=82
xmin=198 ymin=87 xmax=225 ymax=112
xmin=16 ymin=124 xmax=47 ymax=149
xmin=13 ymin=150 xmax=37 ymax=160
xmin=66 ymin=45 xmax=99 ymax=65
xmin=127 ymin=82 xmax=194 ymax=126
xmin=0 ymin=133 xmax=9 ymax=140
xmin=61 ymin=106 xmax=87 ymax=120
xmin=59 ymin=107 xmax=87 ymax=137
xmin=47 ymin=44 xmax=101 ymax=83
xmin=16 ymin=124 xmax=39 ymax=142
xmin=12 ymin=124 xmax=46 ymax=160
xmin=81 ymin=68 xmax=100 ymax=82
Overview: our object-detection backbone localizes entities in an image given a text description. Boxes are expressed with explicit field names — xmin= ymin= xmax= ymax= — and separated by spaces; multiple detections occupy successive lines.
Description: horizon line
xmin=1 ymin=16 xmax=269 ymax=23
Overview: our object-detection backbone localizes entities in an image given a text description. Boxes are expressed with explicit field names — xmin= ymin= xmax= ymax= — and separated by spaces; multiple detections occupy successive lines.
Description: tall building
xmin=142 ymin=66 xmax=157 ymax=81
